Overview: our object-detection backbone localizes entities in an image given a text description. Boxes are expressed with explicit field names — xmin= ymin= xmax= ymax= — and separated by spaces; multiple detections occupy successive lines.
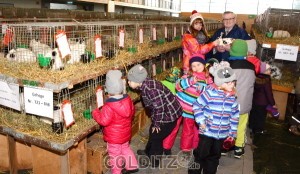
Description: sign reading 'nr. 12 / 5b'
xmin=275 ymin=44 xmax=299 ymax=62
xmin=24 ymin=86 xmax=53 ymax=119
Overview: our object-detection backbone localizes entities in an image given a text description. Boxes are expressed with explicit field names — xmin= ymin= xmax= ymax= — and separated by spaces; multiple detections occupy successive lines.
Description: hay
xmin=252 ymin=26 xmax=300 ymax=46
xmin=0 ymin=41 xmax=181 ymax=143
xmin=0 ymin=41 xmax=181 ymax=85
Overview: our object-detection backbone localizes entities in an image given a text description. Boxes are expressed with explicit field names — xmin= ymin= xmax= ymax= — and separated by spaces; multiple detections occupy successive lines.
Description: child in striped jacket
xmin=189 ymin=61 xmax=239 ymax=174
xmin=176 ymin=55 xmax=213 ymax=155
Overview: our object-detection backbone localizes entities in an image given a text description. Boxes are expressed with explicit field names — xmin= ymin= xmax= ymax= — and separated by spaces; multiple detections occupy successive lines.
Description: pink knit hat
xmin=190 ymin=12 xmax=204 ymax=26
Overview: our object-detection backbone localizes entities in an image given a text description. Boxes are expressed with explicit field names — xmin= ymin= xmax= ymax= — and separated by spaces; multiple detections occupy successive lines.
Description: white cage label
xmin=119 ymin=29 xmax=125 ymax=47
xmin=174 ymin=27 xmax=176 ymax=37
xmin=275 ymin=44 xmax=299 ymax=62
xmin=153 ymin=27 xmax=157 ymax=41
xmin=0 ymin=80 xmax=20 ymax=111
xmin=95 ymin=35 xmax=102 ymax=58
xmin=139 ymin=28 xmax=144 ymax=44
xmin=62 ymin=100 xmax=75 ymax=128
xmin=1 ymin=23 xmax=7 ymax=34
xmin=55 ymin=31 xmax=71 ymax=58
xmin=152 ymin=64 xmax=156 ymax=76
xmin=96 ymin=86 xmax=104 ymax=108
xmin=24 ymin=86 xmax=53 ymax=118
xmin=165 ymin=26 xmax=168 ymax=38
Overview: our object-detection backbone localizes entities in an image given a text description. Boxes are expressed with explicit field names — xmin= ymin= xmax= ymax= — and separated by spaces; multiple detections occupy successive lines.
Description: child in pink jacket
xmin=92 ymin=70 xmax=138 ymax=174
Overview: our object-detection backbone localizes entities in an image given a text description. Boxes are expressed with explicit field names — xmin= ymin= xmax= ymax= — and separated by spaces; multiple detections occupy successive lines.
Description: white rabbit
xmin=6 ymin=48 xmax=36 ymax=62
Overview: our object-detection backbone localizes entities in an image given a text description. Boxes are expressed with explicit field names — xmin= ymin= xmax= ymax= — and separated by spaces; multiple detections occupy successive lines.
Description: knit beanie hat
xmin=189 ymin=56 xmax=206 ymax=66
xmin=209 ymin=61 xmax=236 ymax=86
xmin=190 ymin=12 xmax=204 ymax=26
xmin=127 ymin=64 xmax=148 ymax=83
xmin=229 ymin=39 xmax=248 ymax=57
xmin=246 ymin=39 xmax=257 ymax=55
xmin=165 ymin=66 xmax=181 ymax=83
xmin=105 ymin=70 xmax=124 ymax=95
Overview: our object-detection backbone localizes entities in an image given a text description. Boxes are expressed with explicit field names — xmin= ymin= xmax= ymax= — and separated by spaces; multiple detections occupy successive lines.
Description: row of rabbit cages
xmin=253 ymin=8 xmax=300 ymax=46
xmin=0 ymin=21 xmax=189 ymax=64
xmin=0 ymin=44 xmax=181 ymax=144
xmin=0 ymin=70 xmax=142 ymax=144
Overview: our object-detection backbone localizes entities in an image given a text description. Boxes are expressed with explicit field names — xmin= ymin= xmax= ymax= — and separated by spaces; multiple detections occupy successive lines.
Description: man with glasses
xmin=207 ymin=11 xmax=251 ymax=62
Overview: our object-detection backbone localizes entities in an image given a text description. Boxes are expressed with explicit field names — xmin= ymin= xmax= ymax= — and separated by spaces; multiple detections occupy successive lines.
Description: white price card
xmin=55 ymin=30 xmax=71 ymax=58
xmin=275 ymin=44 xmax=299 ymax=62
xmin=153 ymin=27 xmax=157 ymax=41
xmin=0 ymin=80 xmax=20 ymax=111
xmin=24 ymin=86 xmax=53 ymax=118
xmin=95 ymin=35 xmax=102 ymax=58
xmin=119 ymin=29 xmax=125 ymax=47
xmin=122 ymin=79 xmax=127 ymax=94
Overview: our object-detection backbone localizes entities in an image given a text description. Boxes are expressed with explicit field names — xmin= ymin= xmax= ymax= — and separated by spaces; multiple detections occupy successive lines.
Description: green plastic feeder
xmin=83 ymin=109 xmax=92 ymax=119
xmin=128 ymin=47 xmax=137 ymax=53
xmin=174 ymin=36 xmax=181 ymax=41
xmin=17 ymin=44 xmax=28 ymax=48
xmin=157 ymin=39 xmax=165 ymax=45
xmin=38 ymin=56 xmax=51 ymax=67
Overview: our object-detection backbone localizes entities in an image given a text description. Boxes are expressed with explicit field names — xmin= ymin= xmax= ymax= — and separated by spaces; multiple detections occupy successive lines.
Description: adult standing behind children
xmin=206 ymin=11 xmax=251 ymax=62
xmin=127 ymin=64 xmax=182 ymax=167
xmin=92 ymin=70 xmax=138 ymax=174
xmin=182 ymin=11 xmax=219 ymax=75
xmin=227 ymin=39 xmax=256 ymax=159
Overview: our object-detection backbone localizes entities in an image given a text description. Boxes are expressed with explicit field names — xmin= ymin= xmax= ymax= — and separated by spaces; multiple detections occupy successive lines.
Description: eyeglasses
xmin=222 ymin=17 xmax=235 ymax=22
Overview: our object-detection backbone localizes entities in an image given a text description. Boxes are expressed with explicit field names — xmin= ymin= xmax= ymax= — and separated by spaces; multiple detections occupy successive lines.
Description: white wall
xmin=0 ymin=0 xmax=41 ymax=8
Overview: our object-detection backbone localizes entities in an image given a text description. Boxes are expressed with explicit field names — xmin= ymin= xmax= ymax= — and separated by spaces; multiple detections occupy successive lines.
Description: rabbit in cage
xmin=29 ymin=39 xmax=52 ymax=56
xmin=50 ymin=48 xmax=65 ymax=70
xmin=6 ymin=48 xmax=36 ymax=62
xmin=269 ymin=64 xmax=282 ymax=80
xmin=68 ymin=40 xmax=86 ymax=64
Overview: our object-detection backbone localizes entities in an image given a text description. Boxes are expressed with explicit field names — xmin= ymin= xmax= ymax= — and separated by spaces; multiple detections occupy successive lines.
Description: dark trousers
xmin=249 ymin=104 xmax=267 ymax=133
xmin=189 ymin=135 xmax=223 ymax=174
xmin=145 ymin=120 xmax=177 ymax=166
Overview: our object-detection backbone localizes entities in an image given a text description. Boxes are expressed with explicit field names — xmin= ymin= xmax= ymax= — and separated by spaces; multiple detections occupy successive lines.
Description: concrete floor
xmin=105 ymin=120 xmax=254 ymax=174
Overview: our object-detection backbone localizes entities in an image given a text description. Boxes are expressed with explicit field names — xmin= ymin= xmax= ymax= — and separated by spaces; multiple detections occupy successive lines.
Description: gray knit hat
xmin=246 ymin=39 xmax=257 ymax=55
xmin=127 ymin=64 xmax=148 ymax=83
xmin=209 ymin=61 xmax=236 ymax=86
xmin=105 ymin=70 xmax=124 ymax=94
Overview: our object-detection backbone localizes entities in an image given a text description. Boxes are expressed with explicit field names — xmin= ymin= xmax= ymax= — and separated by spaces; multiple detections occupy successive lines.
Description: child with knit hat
xmin=246 ymin=39 xmax=262 ymax=75
xmin=92 ymin=70 xmax=138 ymax=174
xmin=249 ymin=61 xmax=278 ymax=137
xmin=176 ymin=55 xmax=213 ymax=156
xmin=228 ymin=39 xmax=256 ymax=158
xmin=189 ymin=61 xmax=239 ymax=174
xmin=182 ymin=10 xmax=220 ymax=75
xmin=127 ymin=64 xmax=182 ymax=167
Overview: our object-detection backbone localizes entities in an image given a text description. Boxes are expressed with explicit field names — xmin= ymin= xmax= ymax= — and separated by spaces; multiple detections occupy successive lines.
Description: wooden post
xmin=69 ymin=139 xmax=87 ymax=174
xmin=7 ymin=136 xmax=17 ymax=174
xmin=0 ymin=134 xmax=10 ymax=172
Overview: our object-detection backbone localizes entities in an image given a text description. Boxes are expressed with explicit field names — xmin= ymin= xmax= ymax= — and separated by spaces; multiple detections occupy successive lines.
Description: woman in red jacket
xmin=92 ymin=70 xmax=138 ymax=174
